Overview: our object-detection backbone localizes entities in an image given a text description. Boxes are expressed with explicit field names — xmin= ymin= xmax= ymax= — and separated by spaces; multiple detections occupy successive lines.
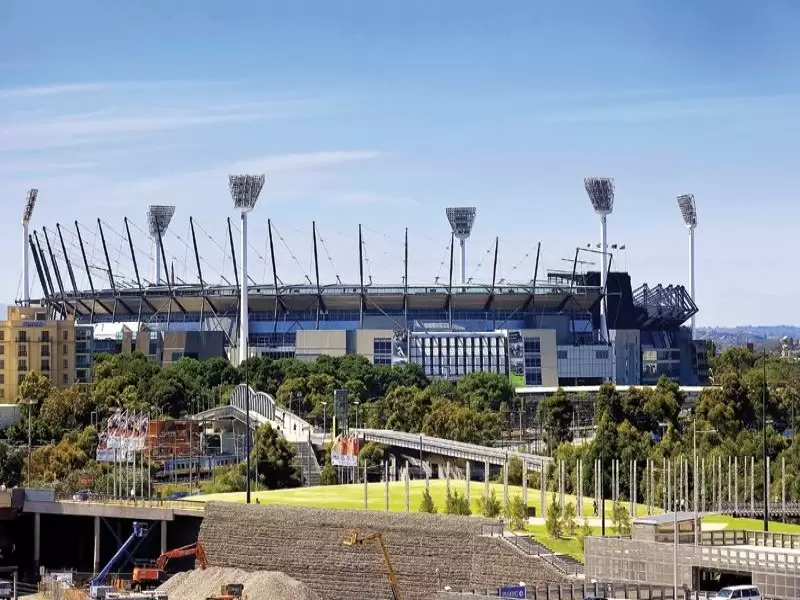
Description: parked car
xmin=166 ymin=491 xmax=189 ymax=500
xmin=72 ymin=489 xmax=96 ymax=501
xmin=713 ymin=585 xmax=761 ymax=599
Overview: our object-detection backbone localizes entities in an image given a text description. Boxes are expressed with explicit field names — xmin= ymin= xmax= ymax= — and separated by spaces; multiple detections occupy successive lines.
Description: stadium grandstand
xmin=15 ymin=183 xmax=707 ymax=389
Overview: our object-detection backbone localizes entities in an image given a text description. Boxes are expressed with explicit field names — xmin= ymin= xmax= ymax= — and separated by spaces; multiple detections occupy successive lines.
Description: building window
xmin=63 ymin=330 xmax=68 ymax=341
xmin=36 ymin=312 xmax=46 ymax=321
xmin=18 ymin=359 xmax=26 ymax=371
xmin=373 ymin=337 xmax=392 ymax=365
xmin=524 ymin=338 xmax=541 ymax=354
xmin=62 ymin=374 xmax=68 ymax=384
xmin=41 ymin=345 xmax=50 ymax=357
xmin=524 ymin=356 xmax=542 ymax=368
xmin=0 ymin=346 xmax=3 ymax=355
xmin=41 ymin=359 xmax=50 ymax=372
xmin=0 ymin=331 xmax=4 ymax=341
xmin=525 ymin=370 xmax=542 ymax=385
xmin=63 ymin=344 xmax=68 ymax=355
xmin=0 ymin=374 xmax=3 ymax=384
xmin=18 ymin=374 xmax=25 ymax=384
xmin=0 ymin=388 xmax=3 ymax=400
xmin=63 ymin=359 xmax=68 ymax=370
xmin=0 ymin=360 xmax=3 ymax=370
xmin=557 ymin=349 xmax=568 ymax=360
xmin=41 ymin=331 xmax=50 ymax=343
xmin=596 ymin=350 xmax=610 ymax=360
xmin=17 ymin=345 xmax=27 ymax=358
xmin=17 ymin=331 xmax=26 ymax=343
xmin=171 ymin=351 xmax=184 ymax=362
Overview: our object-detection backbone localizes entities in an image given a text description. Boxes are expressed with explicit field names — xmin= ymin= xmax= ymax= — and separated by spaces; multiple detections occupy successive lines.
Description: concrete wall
xmin=521 ymin=329 xmax=558 ymax=387
xmin=295 ymin=330 xmax=348 ymax=359
xmin=353 ymin=329 xmax=393 ymax=362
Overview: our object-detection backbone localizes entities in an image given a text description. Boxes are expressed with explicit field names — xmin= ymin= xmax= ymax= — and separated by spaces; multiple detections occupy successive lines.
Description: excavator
xmin=342 ymin=531 xmax=403 ymax=600
xmin=132 ymin=542 xmax=207 ymax=590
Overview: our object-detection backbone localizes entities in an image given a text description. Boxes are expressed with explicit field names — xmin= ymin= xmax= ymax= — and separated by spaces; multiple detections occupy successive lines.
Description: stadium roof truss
xmin=632 ymin=283 xmax=698 ymax=329
xmin=25 ymin=216 xmax=704 ymax=333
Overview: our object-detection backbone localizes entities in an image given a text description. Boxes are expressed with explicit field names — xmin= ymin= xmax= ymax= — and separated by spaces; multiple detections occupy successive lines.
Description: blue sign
xmin=22 ymin=321 xmax=45 ymax=328
xmin=498 ymin=586 xmax=526 ymax=598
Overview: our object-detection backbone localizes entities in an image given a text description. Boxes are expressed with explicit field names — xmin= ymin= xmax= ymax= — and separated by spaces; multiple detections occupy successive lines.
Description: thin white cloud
xmin=0 ymin=83 xmax=111 ymax=99
xmin=329 ymin=191 xmax=417 ymax=207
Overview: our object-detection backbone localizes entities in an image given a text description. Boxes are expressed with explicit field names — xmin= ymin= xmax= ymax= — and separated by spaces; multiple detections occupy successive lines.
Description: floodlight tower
xmin=229 ymin=174 xmax=265 ymax=365
xmin=21 ymin=189 xmax=38 ymax=305
xmin=584 ymin=177 xmax=615 ymax=343
xmin=677 ymin=194 xmax=698 ymax=338
xmin=146 ymin=205 xmax=176 ymax=285
xmin=445 ymin=207 xmax=476 ymax=284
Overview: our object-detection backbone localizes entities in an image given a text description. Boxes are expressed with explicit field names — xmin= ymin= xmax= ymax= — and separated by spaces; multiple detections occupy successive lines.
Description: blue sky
xmin=1 ymin=0 xmax=799 ymax=325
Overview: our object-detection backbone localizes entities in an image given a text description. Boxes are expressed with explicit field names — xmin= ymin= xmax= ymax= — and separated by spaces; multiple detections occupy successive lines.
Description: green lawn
xmin=195 ymin=479 xmax=651 ymax=518
xmin=703 ymin=515 xmax=800 ymax=533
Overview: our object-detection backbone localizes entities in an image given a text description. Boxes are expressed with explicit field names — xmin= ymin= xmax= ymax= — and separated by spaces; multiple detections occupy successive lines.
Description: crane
xmin=342 ymin=531 xmax=403 ymax=600
xmin=90 ymin=522 xmax=148 ymax=599
xmin=132 ymin=542 xmax=207 ymax=589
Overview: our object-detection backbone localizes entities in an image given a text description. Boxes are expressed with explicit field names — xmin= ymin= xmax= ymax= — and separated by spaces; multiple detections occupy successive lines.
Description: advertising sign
xmin=391 ymin=329 xmax=409 ymax=366
xmin=507 ymin=330 xmax=525 ymax=387
xmin=331 ymin=434 xmax=360 ymax=467
xmin=498 ymin=585 xmax=526 ymax=598
xmin=333 ymin=389 xmax=349 ymax=435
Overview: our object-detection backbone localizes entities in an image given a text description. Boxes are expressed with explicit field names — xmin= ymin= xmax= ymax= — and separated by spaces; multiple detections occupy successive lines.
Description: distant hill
xmin=696 ymin=325 xmax=800 ymax=349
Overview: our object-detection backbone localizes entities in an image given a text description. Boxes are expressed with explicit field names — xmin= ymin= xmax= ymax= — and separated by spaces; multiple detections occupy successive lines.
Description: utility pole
xmin=763 ymin=345 xmax=769 ymax=532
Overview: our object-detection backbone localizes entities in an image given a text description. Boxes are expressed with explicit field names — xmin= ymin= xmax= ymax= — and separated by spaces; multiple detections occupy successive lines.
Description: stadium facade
xmin=21 ymin=211 xmax=708 ymax=388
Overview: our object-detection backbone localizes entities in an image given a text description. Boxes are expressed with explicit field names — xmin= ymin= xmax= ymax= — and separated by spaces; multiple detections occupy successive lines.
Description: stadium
xmin=18 ymin=177 xmax=707 ymax=389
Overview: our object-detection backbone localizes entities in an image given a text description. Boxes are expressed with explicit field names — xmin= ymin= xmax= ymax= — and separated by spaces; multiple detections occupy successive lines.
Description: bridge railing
xmin=53 ymin=493 xmax=204 ymax=511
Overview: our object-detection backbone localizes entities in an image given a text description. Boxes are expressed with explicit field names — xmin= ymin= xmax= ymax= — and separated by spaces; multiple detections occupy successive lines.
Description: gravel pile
xmin=157 ymin=567 xmax=319 ymax=600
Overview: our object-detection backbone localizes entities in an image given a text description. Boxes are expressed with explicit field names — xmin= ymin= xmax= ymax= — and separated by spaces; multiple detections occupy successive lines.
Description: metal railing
xmin=701 ymin=529 xmax=800 ymax=549
xmin=53 ymin=493 xmax=204 ymax=511
xmin=499 ymin=532 xmax=584 ymax=576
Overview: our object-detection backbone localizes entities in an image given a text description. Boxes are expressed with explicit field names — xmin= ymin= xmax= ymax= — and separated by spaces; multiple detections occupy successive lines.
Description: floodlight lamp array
xmin=584 ymin=177 xmax=615 ymax=215
xmin=445 ymin=206 xmax=477 ymax=238
xmin=229 ymin=174 xmax=266 ymax=213
xmin=22 ymin=188 xmax=38 ymax=225
xmin=677 ymin=194 xmax=697 ymax=228
xmin=147 ymin=205 xmax=176 ymax=237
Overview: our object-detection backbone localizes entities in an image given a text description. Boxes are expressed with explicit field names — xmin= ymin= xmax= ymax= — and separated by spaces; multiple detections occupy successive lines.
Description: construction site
xmin=30 ymin=501 xmax=568 ymax=600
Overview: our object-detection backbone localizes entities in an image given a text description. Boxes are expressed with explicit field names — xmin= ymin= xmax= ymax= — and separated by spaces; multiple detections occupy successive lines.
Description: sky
xmin=1 ymin=0 xmax=799 ymax=326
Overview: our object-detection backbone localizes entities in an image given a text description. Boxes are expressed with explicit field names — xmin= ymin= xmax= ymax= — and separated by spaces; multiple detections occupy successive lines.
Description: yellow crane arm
xmin=343 ymin=531 xmax=403 ymax=600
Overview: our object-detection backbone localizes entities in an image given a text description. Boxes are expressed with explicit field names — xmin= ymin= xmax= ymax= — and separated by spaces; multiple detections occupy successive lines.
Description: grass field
xmin=703 ymin=515 xmax=800 ymax=533
xmin=195 ymin=479 xmax=655 ymax=518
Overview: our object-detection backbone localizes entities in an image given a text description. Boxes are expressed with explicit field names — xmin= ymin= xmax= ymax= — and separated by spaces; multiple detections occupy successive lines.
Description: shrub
xmin=445 ymin=490 xmax=472 ymax=516
xmin=507 ymin=494 xmax=528 ymax=531
xmin=545 ymin=497 xmax=563 ymax=539
xmin=478 ymin=488 xmax=502 ymax=518
xmin=611 ymin=501 xmax=632 ymax=535
xmin=420 ymin=487 xmax=437 ymax=513
xmin=318 ymin=464 xmax=337 ymax=486
xmin=577 ymin=521 xmax=593 ymax=552
xmin=562 ymin=501 xmax=577 ymax=536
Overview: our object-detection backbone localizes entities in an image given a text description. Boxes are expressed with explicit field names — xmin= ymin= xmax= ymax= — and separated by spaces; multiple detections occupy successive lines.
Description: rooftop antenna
xmin=677 ymin=194 xmax=698 ymax=338
xmin=21 ymin=189 xmax=38 ymax=305
xmin=445 ymin=207 xmax=476 ymax=285
xmin=229 ymin=174 xmax=265 ymax=366
xmin=146 ymin=205 xmax=175 ymax=285
xmin=584 ymin=177 xmax=615 ymax=343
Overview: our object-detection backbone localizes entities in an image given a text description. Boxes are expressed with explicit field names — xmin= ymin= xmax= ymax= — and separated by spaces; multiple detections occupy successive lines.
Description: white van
xmin=713 ymin=585 xmax=761 ymax=600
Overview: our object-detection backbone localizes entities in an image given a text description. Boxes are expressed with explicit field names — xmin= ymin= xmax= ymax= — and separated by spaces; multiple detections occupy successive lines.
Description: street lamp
xmin=353 ymin=401 xmax=361 ymax=430
xmin=693 ymin=423 xmax=716 ymax=545
xmin=763 ymin=346 xmax=769 ymax=532
xmin=321 ymin=401 xmax=328 ymax=441
xmin=584 ymin=177 xmax=615 ymax=343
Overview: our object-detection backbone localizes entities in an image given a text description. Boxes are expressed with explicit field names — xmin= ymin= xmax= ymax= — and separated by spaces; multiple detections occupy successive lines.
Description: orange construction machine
xmin=132 ymin=542 xmax=207 ymax=589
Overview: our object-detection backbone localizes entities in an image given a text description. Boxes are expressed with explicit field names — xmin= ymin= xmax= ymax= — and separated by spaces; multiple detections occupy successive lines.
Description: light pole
xmin=353 ymin=401 xmax=361 ymax=431
xmin=676 ymin=194 xmax=698 ymax=338
xmin=584 ymin=177 xmax=615 ymax=343
xmin=445 ymin=207 xmax=476 ymax=284
xmin=693 ymin=422 xmax=716 ymax=545
xmin=763 ymin=346 xmax=769 ymax=532
xmin=229 ymin=174 xmax=265 ymax=366
xmin=146 ymin=205 xmax=175 ymax=285
xmin=321 ymin=401 xmax=328 ymax=441
xmin=21 ymin=189 xmax=38 ymax=306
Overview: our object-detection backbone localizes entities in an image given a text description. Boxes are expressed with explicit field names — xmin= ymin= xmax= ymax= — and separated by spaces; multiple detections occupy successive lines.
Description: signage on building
xmin=78 ymin=475 xmax=94 ymax=487
xmin=333 ymin=389 xmax=349 ymax=435
xmin=498 ymin=586 xmax=526 ymax=598
xmin=391 ymin=329 xmax=408 ymax=367
xmin=507 ymin=330 xmax=525 ymax=387
xmin=22 ymin=321 xmax=45 ymax=328
xmin=331 ymin=435 xmax=360 ymax=467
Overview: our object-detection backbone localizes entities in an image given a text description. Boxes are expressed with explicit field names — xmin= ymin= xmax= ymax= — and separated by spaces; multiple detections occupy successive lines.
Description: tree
xmin=545 ymin=497 xmax=563 ymax=538
xmin=455 ymin=372 xmax=514 ymax=412
xmin=562 ymin=502 xmax=578 ymax=536
xmin=38 ymin=385 xmax=95 ymax=439
xmin=146 ymin=370 xmax=191 ymax=417
xmin=576 ymin=521 xmax=593 ymax=553
xmin=358 ymin=442 xmax=385 ymax=467
xmin=422 ymin=399 xmax=501 ymax=445
xmin=478 ymin=488 xmax=501 ymax=518
xmin=17 ymin=371 xmax=52 ymax=408
xmin=420 ymin=487 xmax=437 ymax=513
xmin=537 ymin=388 xmax=573 ymax=452
xmin=250 ymin=423 xmax=301 ymax=490
xmin=505 ymin=455 xmax=524 ymax=486
xmin=611 ymin=501 xmax=631 ymax=535
xmin=0 ymin=442 xmax=24 ymax=487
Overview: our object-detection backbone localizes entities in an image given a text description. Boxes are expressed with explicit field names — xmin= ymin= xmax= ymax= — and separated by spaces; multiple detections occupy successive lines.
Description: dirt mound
xmin=157 ymin=567 xmax=319 ymax=600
